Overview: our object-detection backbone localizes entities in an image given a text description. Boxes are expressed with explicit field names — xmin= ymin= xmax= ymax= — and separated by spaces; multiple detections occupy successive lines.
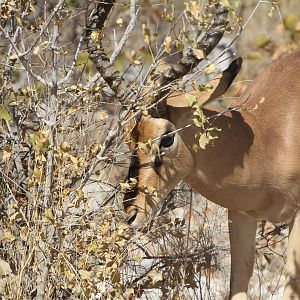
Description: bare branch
xmin=86 ymin=0 xmax=130 ymax=101
xmin=110 ymin=0 xmax=138 ymax=64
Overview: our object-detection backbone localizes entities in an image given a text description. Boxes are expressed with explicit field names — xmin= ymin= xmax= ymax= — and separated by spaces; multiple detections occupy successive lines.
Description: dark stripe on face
xmin=123 ymin=148 xmax=140 ymax=209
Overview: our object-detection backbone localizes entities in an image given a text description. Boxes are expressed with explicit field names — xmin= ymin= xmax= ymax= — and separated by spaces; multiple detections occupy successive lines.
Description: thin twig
xmin=109 ymin=0 xmax=138 ymax=64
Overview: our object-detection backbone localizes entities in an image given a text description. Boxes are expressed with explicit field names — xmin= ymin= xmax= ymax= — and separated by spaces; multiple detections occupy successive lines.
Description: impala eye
xmin=160 ymin=132 xmax=175 ymax=149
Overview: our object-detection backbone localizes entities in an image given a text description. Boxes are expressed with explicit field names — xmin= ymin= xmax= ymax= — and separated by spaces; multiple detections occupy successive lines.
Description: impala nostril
xmin=127 ymin=208 xmax=138 ymax=225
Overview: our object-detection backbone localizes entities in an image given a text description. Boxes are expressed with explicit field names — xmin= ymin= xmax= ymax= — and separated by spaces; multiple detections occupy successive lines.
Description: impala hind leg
xmin=283 ymin=212 xmax=300 ymax=299
xmin=228 ymin=210 xmax=257 ymax=300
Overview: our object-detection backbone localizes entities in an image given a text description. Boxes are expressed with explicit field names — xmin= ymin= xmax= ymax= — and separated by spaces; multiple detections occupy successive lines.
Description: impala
xmin=124 ymin=49 xmax=300 ymax=299
xmin=86 ymin=1 xmax=300 ymax=298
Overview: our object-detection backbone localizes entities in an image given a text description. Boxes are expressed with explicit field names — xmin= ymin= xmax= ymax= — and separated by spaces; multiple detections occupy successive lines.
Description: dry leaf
xmin=163 ymin=36 xmax=172 ymax=54
xmin=193 ymin=48 xmax=204 ymax=60
xmin=99 ymin=111 xmax=108 ymax=120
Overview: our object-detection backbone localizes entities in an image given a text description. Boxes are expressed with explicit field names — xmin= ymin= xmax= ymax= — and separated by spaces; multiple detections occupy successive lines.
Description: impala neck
xmin=171 ymin=105 xmax=259 ymax=208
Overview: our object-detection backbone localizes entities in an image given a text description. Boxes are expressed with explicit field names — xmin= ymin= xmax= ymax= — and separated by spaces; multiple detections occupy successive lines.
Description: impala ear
xmin=167 ymin=57 xmax=243 ymax=108
xmin=204 ymin=57 xmax=243 ymax=104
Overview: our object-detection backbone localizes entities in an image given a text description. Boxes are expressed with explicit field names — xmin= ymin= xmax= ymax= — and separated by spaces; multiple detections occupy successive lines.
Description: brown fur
xmin=125 ymin=50 xmax=300 ymax=299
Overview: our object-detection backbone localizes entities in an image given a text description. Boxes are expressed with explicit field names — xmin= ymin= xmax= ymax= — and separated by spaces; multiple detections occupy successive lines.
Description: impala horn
xmin=148 ymin=2 xmax=229 ymax=117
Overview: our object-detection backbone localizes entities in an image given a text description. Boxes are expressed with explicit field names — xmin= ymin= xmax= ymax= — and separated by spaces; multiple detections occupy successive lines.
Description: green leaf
xmin=284 ymin=15 xmax=297 ymax=31
xmin=76 ymin=51 xmax=89 ymax=65
xmin=247 ymin=51 xmax=262 ymax=60
xmin=0 ymin=105 xmax=12 ymax=122
xmin=256 ymin=34 xmax=270 ymax=48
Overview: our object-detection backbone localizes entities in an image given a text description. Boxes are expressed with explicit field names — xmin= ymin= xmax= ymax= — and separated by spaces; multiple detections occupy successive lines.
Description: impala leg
xmin=283 ymin=212 xmax=300 ymax=299
xmin=228 ymin=210 xmax=257 ymax=300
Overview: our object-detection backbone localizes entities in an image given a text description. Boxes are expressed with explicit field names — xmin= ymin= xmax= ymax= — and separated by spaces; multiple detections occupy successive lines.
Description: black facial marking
xmin=123 ymin=149 xmax=139 ymax=209
xmin=154 ymin=155 xmax=162 ymax=173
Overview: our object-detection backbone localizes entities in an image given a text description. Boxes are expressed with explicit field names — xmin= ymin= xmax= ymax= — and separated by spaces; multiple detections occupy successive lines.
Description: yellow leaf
xmin=91 ymin=30 xmax=100 ymax=40
xmin=34 ymin=167 xmax=43 ymax=180
xmin=88 ymin=241 xmax=98 ymax=252
xmin=199 ymin=133 xmax=209 ymax=149
xmin=90 ymin=143 xmax=101 ymax=154
xmin=284 ymin=15 xmax=297 ymax=31
xmin=129 ymin=177 xmax=137 ymax=189
xmin=60 ymin=141 xmax=71 ymax=153
xmin=20 ymin=228 xmax=28 ymax=241
xmin=76 ymin=189 xmax=84 ymax=200
xmin=30 ymin=130 xmax=50 ymax=154
xmin=205 ymin=63 xmax=216 ymax=75
xmin=45 ymin=208 xmax=55 ymax=221
xmin=65 ymin=269 xmax=75 ymax=282
xmin=116 ymin=18 xmax=123 ymax=26
xmin=268 ymin=6 xmax=275 ymax=18
xmin=0 ymin=105 xmax=12 ymax=122
xmin=16 ymin=16 xmax=22 ymax=26
xmin=2 ymin=231 xmax=15 ymax=242
xmin=148 ymin=269 xmax=163 ymax=284
xmin=142 ymin=24 xmax=150 ymax=44
xmin=193 ymin=48 xmax=204 ymax=60
xmin=3 ymin=148 xmax=12 ymax=159
xmin=144 ymin=186 xmax=157 ymax=197
xmin=175 ymin=40 xmax=184 ymax=51
xmin=99 ymin=111 xmax=108 ymax=120
xmin=163 ymin=36 xmax=172 ymax=54
xmin=120 ymin=182 xmax=131 ymax=191
xmin=69 ymin=155 xmax=78 ymax=165
xmin=193 ymin=118 xmax=203 ymax=128
xmin=185 ymin=93 xmax=197 ymax=106
xmin=185 ymin=1 xmax=201 ymax=20
xmin=78 ymin=270 xmax=92 ymax=280
xmin=67 ymin=107 xmax=77 ymax=115
xmin=29 ymin=3 xmax=36 ymax=13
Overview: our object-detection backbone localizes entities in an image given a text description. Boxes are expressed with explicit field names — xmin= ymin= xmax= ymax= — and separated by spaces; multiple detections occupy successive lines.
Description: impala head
xmin=124 ymin=58 xmax=243 ymax=228
xmin=123 ymin=115 xmax=194 ymax=227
